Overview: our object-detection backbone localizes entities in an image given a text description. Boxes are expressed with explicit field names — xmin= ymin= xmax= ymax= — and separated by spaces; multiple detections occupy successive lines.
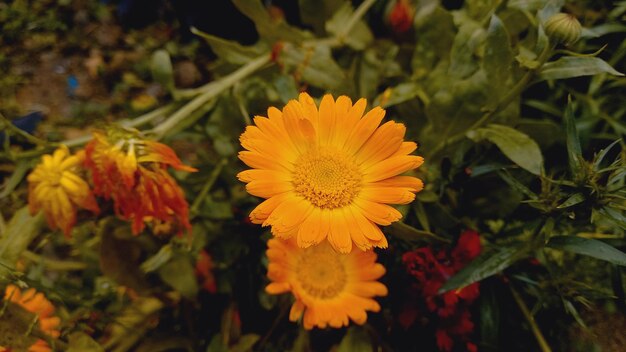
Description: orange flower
xmin=238 ymin=93 xmax=424 ymax=253
xmin=266 ymin=238 xmax=387 ymax=329
xmin=1 ymin=285 xmax=61 ymax=352
xmin=27 ymin=146 xmax=99 ymax=237
xmin=84 ymin=128 xmax=197 ymax=234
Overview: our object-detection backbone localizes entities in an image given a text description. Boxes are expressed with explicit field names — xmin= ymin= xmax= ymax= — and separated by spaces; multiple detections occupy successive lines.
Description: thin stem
xmin=428 ymin=43 xmax=555 ymax=159
xmin=510 ymin=285 xmax=552 ymax=352
xmin=339 ymin=0 xmax=377 ymax=40
xmin=0 ymin=112 xmax=51 ymax=147
xmin=190 ymin=158 xmax=228 ymax=215
xmin=151 ymin=54 xmax=271 ymax=139
xmin=21 ymin=250 xmax=87 ymax=271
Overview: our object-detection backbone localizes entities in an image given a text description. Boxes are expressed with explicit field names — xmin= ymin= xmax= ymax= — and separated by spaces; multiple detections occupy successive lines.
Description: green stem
xmin=428 ymin=43 xmax=555 ymax=159
xmin=339 ymin=0 xmax=377 ymax=40
xmin=21 ymin=250 xmax=87 ymax=271
xmin=190 ymin=158 xmax=228 ymax=215
xmin=510 ymin=285 xmax=552 ymax=352
xmin=151 ymin=54 xmax=271 ymax=139
xmin=0 ymin=112 xmax=51 ymax=147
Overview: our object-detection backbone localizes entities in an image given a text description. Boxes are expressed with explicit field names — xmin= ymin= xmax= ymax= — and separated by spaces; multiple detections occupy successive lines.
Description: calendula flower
xmin=27 ymin=146 xmax=99 ymax=237
xmin=266 ymin=238 xmax=388 ymax=329
xmin=238 ymin=93 xmax=424 ymax=253
xmin=84 ymin=128 xmax=197 ymax=235
xmin=1 ymin=285 xmax=61 ymax=352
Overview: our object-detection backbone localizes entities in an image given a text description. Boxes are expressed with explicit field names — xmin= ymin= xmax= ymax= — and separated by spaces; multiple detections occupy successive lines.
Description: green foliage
xmin=0 ymin=0 xmax=625 ymax=351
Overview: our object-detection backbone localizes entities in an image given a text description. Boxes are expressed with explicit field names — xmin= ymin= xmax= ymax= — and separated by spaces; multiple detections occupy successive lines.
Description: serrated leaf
xmin=547 ymin=236 xmax=626 ymax=265
xmin=538 ymin=56 xmax=624 ymax=81
xmin=325 ymin=2 xmax=373 ymax=50
xmin=439 ymin=246 xmax=525 ymax=293
xmin=278 ymin=42 xmax=345 ymax=90
xmin=468 ymin=124 xmax=544 ymax=175
xmin=191 ymin=27 xmax=267 ymax=65
xmin=151 ymin=50 xmax=175 ymax=92
xmin=158 ymin=254 xmax=199 ymax=299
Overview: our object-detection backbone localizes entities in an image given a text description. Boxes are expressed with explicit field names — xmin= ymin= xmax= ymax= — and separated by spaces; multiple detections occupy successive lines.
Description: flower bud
xmin=543 ymin=13 xmax=582 ymax=45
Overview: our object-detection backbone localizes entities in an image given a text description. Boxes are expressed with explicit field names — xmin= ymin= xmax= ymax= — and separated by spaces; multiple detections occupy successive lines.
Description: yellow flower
xmin=238 ymin=93 xmax=424 ymax=253
xmin=84 ymin=129 xmax=197 ymax=235
xmin=2 ymin=285 xmax=61 ymax=352
xmin=266 ymin=238 xmax=387 ymax=329
xmin=27 ymin=146 xmax=99 ymax=237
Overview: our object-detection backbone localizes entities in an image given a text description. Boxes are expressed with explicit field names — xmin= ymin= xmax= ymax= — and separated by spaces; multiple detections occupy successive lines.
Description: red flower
xmin=388 ymin=0 xmax=414 ymax=34
xmin=84 ymin=129 xmax=197 ymax=235
xmin=195 ymin=250 xmax=217 ymax=293
xmin=402 ymin=230 xmax=482 ymax=351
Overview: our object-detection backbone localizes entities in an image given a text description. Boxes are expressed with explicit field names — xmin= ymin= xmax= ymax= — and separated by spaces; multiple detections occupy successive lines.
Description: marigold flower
xmin=238 ymin=93 xmax=424 ymax=253
xmin=84 ymin=129 xmax=197 ymax=235
xmin=265 ymin=238 xmax=388 ymax=329
xmin=1 ymin=285 xmax=61 ymax=352
xmin=27 ymin=146 xmax=99 ymax=237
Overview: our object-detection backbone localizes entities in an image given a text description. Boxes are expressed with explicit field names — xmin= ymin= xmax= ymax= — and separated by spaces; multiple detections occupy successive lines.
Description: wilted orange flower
xmin=2 ymin=285 xmax=61 ymax=352
xmin=84 ymin=128 xmax=197 ymax=235
xmin=266 ymin=238 xmax=387 ymax=329
xmin=238 ymin=93 xmax=424 ymax=253
xmin=27 ymin=146 xmax=99 ymax=237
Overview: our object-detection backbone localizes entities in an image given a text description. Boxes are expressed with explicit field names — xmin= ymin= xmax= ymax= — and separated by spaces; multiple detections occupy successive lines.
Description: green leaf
xmin=439 ymin=246 xmax=526 ymax=293
xmin=538 ymin=56 xmax=624 ymax=81
xmin=325 ymin=2 xmax=373 ymax=50
xmin=497 ymin=170 xmax=538 ymax=199
xmin=150 ymin=49 xmax=175 ymax=92
xmin=337 ymin=327 xmax=370 ymax=352
xmin=483 ymin=15 xmax=513 ymax=97
xmin=231 ymin=0 xmax=311 ymax=43
xmin=141 ymin=244 xmax=173 ymax=273
xmin=231 ymin=334 xmax=261 ymax=352
xmin=388 ymin=221 xmax=448 ymax=243
xmin=374 ymin=82 xmax=425 ymax=108
xmin=190 ymin=27 xmax=267 ymax=65
xmin=563 ymin=96 xmax=583 ymax=175
xmin=0 ymin=160 xmax=32 ymax=199
xmin=0 ymin=206 xmax=45 ymax=270
xmin=158 ymin=254 xmax=199 ymax=299
xmin=467 ymin=124 xmax=544 ymax=175
xmin=547 ymin=236 xmax=626 ymax=266
xmin=298 ymin=0 xmax=342 ymax=34
xmin=596 ymin=206 xmax=626 ymax=230
xmin=278 ymin=42 xmax=346 ymax=90
xmin=557 ymin=193 xmax=585 ymax=209
xmin=67 ymin=332 xmax=105 ymax=352
xmin=593 ymin=139 xmax=621 ymax=171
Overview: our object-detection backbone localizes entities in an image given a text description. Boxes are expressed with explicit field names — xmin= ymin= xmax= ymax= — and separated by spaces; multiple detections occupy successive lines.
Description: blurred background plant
xmin=0 ymin=0 xmax=625 ymax=351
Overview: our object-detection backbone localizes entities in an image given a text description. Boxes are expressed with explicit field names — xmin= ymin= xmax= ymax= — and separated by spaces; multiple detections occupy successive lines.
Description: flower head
xmin=238 ymin=93 xmax=424 ymax=253
xmin=388 ymin=0 xmax=414 ymax=34
xmin=266 ymin=238 xmax=387 ymax=329
xmin=1 ymin=285 xmax=61 ymax=352
xmin=402 ymin=230 xmax=482 ymax=351
xmin=27 ymin=146 xmax=99 ymax=237
xmin=544 ymin=13 xmax=582 ymax=46
xmin=84 ymin=128 xmax=197 ymax=235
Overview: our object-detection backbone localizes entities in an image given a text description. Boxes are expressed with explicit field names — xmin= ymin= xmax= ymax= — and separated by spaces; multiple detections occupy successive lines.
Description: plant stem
xmin=190 ymin=158 xmax=228 ymax=215
xmin=21 ymin=250 xmax=87 ymax=271
xmin=510 ymin=285 xmax=552 ymax=352
xmin=428 ymin=43 xmax=555 ymax=159
xmin=339 ymin=0 xmax=377 ymax=40
xmin=0 ymin=112 xmax=51 ymax=147
xmin=151 ymin=54 xmax=271 ymax=139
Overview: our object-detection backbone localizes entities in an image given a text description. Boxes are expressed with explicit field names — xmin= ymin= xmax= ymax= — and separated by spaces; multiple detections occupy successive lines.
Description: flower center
xmin=292 ymin=148 xmax=362 ymax=209
xmin=295 ymin=243 xmax=347 ymax=299
xmin=47 ymin=170 xmax=63 ymax=186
